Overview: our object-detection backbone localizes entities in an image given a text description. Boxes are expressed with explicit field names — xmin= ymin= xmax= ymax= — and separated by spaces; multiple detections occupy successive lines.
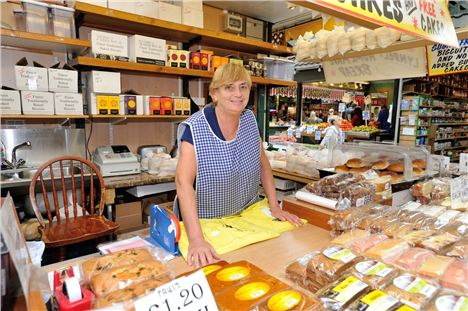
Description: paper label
xmin=355 ymin=261 xmax=393 ymax=278
xmin=363 ymin=111 xmax=370 ymax=121
xmin=457 ymin=213 xmax=468 ymax=224
xmin=315 ymin=130 xmax=321 ymax=140
xmin=403 ymin=201 xmax=421 ymax=211
xmin=435 ymin=295 xmax=468 ymax=311
xmin=323 ymin=246 xmax=356 ymax=263
xmin=306 ymin=126 xmax=313 ymax=134
xmin=295 ymin=130 xmax=301 ymax=139
xmin=394 ymin=275 xmax=436 ymax=298
xmin=451 ymin=177 xmax=464 ymax=210
xmin=297 ymin=253 xmax=315 ymax=266
xmin=332 ymin=276 xmax=368 ymax=304
xmin=287 ymin=129 xmax=293 ymax=138
xmin=359 ymin=290 xmax=399 ymax=311
xmin=460 ymin=153 xmax=468 ymax=174
xmin=408 ymin=115 xmax=416 ymax=126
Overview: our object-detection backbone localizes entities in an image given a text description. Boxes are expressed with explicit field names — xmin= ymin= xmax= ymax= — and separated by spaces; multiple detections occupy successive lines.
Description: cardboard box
xmin=87 ymin=71 xmax=121 ymax=94
xmin=182 ymin=6 xmax=203 ymax=28
xmin=190 ymin=52 xmax=201 ymax=70
xmin=135 ymin=1 xmax=158 ymax=17
xmin=107 ymin=0 xmax=135 ymax=14
xmin=156 ymin=1 xmax=181 ymax=23
xmin=54 ymin=93 xmax=83 ymax=115
xmin=211 ymin=56 xmax=229 ymax=71
xmin=108 ymin=95 xmax=120 ymax=114
xmin=0 ymin=90 xmax=21 ymax=114
xmin=119 ymin=94 xmax=143 ymax=115
xmin=129 ymin=35 xmax=166 ymax=65
xmin=21 ymin=91 xmax=54 ymax=115
xmin=173 ymin=97 xmax=183 ymax=115
xmin=181 ymin=0 xmax=202 ymax=10
xmin=15 ymin=57 xmax=48 ymax=91
xmin=245 ymin=17 xmax=264 ymax=40
xmin=178 ymin=50 xmax=190 ymax=68
xmin=48 ymin=63 xmax=78 ymax=93
xmin=115 ymin=201 xmax=142 ymax=231
xmin=167 ymin=49 xmax=179 ymax=67
xmin=88 ymin=93 xmax=119 ymax=115
xmin=182 ymin=98 xmax=191 ymax=115
xmin=90 ymin=30 xmax=129 ymax=62
xmin=145 ymin=96 xmax=161 ymax=115
xmin=200 ymin=53 xmax=209 ymax=70
xmin=160 ymin=97 xmax=173 ymax=115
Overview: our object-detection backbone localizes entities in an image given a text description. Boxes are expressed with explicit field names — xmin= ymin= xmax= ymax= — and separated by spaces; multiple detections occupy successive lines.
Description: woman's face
xmin=211 ymin=80 xmax=250 ymax=114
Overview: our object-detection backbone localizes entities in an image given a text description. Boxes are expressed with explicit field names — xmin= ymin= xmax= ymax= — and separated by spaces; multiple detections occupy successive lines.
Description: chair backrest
xmin=29 ymin=155 xmax=105 ymax=227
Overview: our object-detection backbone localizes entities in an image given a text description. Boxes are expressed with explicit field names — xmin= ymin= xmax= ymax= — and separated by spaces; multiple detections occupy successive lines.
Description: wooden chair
xmin=29 ymin=155 xmax=119 ymax=261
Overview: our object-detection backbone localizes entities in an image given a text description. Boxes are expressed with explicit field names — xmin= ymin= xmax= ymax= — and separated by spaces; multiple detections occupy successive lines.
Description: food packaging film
xmin=295 ymin=190 xmax=338 ymax=210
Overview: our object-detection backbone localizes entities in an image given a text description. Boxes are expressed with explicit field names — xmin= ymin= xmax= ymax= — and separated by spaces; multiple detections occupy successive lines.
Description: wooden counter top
xmin=104 ymin=172 xmax=174 ymax=189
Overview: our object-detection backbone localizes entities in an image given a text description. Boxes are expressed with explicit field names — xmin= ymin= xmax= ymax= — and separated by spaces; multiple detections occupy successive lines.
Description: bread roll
xmin=387 ymin=162 xmax=404 ymax=173
xmin=413 ymin=167 xmax=425 ymax=177
xmin=350 ymin=167 xmax=370 ymax=174
xmin=412 ymin=159 xmax=426 ymax=169
xmin=335 ymin=165 xmax=349 ymax=173
xmin=391 ymin=174 xmax=403 ymax=184
xmin=379 ymin=171 xmax=395 ymax=176
xmin=371 ymin=160 xmax=390 ymax=170
xmin=346 ymin=158 xmax=365 ymax=168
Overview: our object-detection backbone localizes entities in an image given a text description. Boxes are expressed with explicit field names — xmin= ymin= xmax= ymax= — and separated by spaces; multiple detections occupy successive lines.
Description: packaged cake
xmin=346 ymin=289 xmax=414 ymax=311
xmin=398 ymin=230 xmax=437 ymax=246
xmin=254 ymin=288 xmax=323 ymax=311
xmin=441 ymin=260 xmax=468 ymax=294
xmin=350 ymin=234 xmax=389 ymax=254
xmin=390 ymin=247 xmax=435 ymax=272
xmin=417 ymin=255 xmax=455 ymax=280
xmin=316 ymin=275 xmax=369 ymax=310
xmin=446 ymin=239 xmax=468 ymax=260
xmin=365 ymin=239 xmax=410 ymax=263
xmin=330 ymin=229 xmax=371 ymax=247
xmin=427 ymin=291 xmax=468 ymax=311
xmin=285 ymin=252 xmax=318 ymax=288
xmin=419 ymin=232 xmax=459 ymax=254
xmin=349 ymin=259 xmax=398 ymax=289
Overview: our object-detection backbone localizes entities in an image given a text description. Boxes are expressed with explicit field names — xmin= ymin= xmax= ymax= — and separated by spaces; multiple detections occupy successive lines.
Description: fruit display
xmin=317 ymin=122 xmax=328 ymax=129
xmin=340 ymin=120 xmax=353 ymax=131
xmin=351 ymin=126 xmax=379 ymax=134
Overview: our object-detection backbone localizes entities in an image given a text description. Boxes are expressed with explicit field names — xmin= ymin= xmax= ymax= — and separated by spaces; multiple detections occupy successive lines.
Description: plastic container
xmin=21 ymin=0 xmax=49 ymax=35
xmin=50 ymin=5 xmax=75 ymax=38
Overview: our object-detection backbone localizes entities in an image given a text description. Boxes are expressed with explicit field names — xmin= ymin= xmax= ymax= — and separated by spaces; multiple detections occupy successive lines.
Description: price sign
xmin=460 ymin=153 xmax=468 ymax=174
xmin=451 ymin=177 xmax=463 ymax=210
xmin=338 ymin=102 xmax=346 ymax=113
xmin=306 ymin=126 xmax=313 ymax=134
xmin=441 ymin=156 xmax=450 ymax=176
xmin=295 ymin=129 xmax=301 ymax=139
xmin=462 ymin=177 xmax=468 ymax=202
xmin=287 ymin=129 xmax=293 ymax=138
xmin=134 ymin=270 xmax=218 ymax=311
xmin=340 ymin=131 xmax=346 ymax=143
xmin=315 ymin=130 xmax=321 ymax=140
xmin=408 ymin=115 xmax=416 ymax=126
xmin=362 ymin=110 xmax=370 ymax=121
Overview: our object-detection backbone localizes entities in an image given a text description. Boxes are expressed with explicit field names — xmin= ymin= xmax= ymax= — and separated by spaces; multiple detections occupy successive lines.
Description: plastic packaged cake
xmin=348 ymin=259 xmax=399 ymax=290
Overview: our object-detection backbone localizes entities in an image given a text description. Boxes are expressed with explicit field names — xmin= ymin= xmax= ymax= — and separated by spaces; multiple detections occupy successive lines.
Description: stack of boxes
xmin=0 ymin=57 xmax=83 ymax=115
xmin=86 ymin=70 xmax=121 ymax=115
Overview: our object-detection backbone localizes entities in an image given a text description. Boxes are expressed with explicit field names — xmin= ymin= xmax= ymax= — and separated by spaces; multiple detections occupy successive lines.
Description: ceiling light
xmin=330 ymin=83 xmax=334 ymax=86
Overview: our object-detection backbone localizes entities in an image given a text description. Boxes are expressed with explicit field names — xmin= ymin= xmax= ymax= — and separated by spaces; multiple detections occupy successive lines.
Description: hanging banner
xmin=305 ymin=0 xmax=458 ymax=47
xmin=427 ymin=39 xmax=468 ymax=76
xmin=323 ymin=47 xmax=427 ymax=83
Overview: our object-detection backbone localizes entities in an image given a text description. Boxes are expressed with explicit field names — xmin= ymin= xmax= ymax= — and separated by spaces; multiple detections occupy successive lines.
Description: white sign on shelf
xmin=451 ymin=177 xmax=464 ymax=210
xmin=315 ymin=130 xmax=321 ymax=140
xmin=460 ymin=153 xmax=468 ymax=174
xmin=287 ymin=128 xmax=293 ymax=138
xmin=408 ymin=115 xmax=416 ymax=126
xmin=338 ymin=102 xmax=346 ymax=113
xmin=134 ymin=270 xmax=218 ymax=311
xmin=306 ymin=126 xmax=313 ymax=134
xmin=402 ymin=127 xmax=415 ymax=136
xmin=362 ymin=110 xmax=370 ymax=121
xmin=441 ymin=156 xmax=451 ymax=176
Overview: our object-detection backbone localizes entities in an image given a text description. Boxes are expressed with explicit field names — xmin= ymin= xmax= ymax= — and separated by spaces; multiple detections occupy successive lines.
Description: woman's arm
xmin=259 ymin=141 xmax=303 ymax=226
xmin=176 ymin=141 xmax=220 ymax=268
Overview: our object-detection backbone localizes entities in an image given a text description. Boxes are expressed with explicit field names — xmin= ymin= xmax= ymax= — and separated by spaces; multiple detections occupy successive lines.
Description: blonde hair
xmin=209 ymin=63 xmax=252 ymax=105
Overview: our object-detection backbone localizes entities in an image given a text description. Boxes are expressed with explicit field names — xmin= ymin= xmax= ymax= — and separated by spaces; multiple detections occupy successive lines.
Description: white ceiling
xmin=204 ymin=0 xmax=315 ymax=24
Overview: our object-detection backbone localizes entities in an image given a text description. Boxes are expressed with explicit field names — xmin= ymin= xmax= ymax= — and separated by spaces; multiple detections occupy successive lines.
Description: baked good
xmin=349 ymin=259 xmax=398 ymax=290
xmin=255 ymin=289 xmax=322 ymax=311
xmin=365 ymin=239 xmax=410 ymax=263
xmin=381 ymin=222 xmax=415 ymax=238
xmin=285 ymin=252 xmax=317 ymax=287
xmin=390 ymin=247 xmax=435 ymax=272
xmin=419 ymin=232 xmax=459 ymax=254
xmin=81 ymin=248 xmax=154 ymax=282
xmin=90 ymin=260 xmax=168 ymax=297
xmin=413 ymin=167 xmax=425 ymax=177
xmin=390 ymin=174 xmax=404 ymax=184
xmin=417 ymin=255 xmax=454 ymax=280
xmin=346 ymin=289 xmax=407 ymax=311
xmin=412 ymin=159 xmax=426 ymax=169
xmin=441 ymin=260 xmax=468 ymax=294
xmin=384 ymin=273 xmax=439 ymax=310
xmin=398 ymin=230 xmax=436 ymax=246
xmin=427 ymin=292 xmax=468 ymax=311
xmin=207 ymin=261 xmax=265 ymax=292
xmin=342 ymin=182 xmax=375 ymax=207
xmin=350 ymin=234 xmax=389 ymax=253
xmin=370 ymin=176 xmax=391 ymax=192
xmin=387 ymin=162 xmax=405 ymax=173
xmin=379 ymin=171 xmax=396 ymax=176
xmin=371 ymin=160 xmax=390 ymax=170
xmin=93 ymin=274 xmax=172 ymax=309
xmin=316 ymin=275 xmax=369 ymax=310
xmin=446 ymin=239 xmax=468 ymax=260
xmin=331 ymin=229 xmax=370 ymax=247
xmin=346 ymin=158 xmax=365 ymax=168
xmin=349 ymin=167 xmax=370 ymax=174
xmin=335 ymin=165 xmax=349 ymax=173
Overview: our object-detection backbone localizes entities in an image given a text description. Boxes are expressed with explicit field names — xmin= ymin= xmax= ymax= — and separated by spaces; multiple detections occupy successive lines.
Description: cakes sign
xmin=309 ymin=0 xmax=458 ymax=47
xmin=427 ymin=39 xmax=468 ymax=76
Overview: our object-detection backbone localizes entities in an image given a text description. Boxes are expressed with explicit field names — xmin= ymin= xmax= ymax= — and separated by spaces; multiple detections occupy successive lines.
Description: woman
xmin=305 ymin=111 xmax=323 ymax=124
xmin=176 ymin=63 xmax=302 ymax=268
xmin=320 ymin=116 xmax=342 ymax=149
xmin=351 ymin=106 xmax=363 ymax=127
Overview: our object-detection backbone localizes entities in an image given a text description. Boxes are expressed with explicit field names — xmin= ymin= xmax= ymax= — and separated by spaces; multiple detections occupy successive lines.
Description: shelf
xmin=435 ymin=146 xmax=468 ymax=151
xmin=432 ymin=122 xmax=468 ymax=126
xmin=410 ymin=78 xmax=468 ymax=91
xmin=90 ymin=115 xmax=188 ymax=121
xmin=419 ymin=115 xmax=468 ymax=119
xmin=301 ymin=27 xmax=468 ymax=63
xmin=1 ymin=115 xmax=88 ymax=119
xmin=0 ymin=28 xmax=90 ymax=53
xmin=402 ymin=91 xmax=467 ymax=100
xmin=435 ymin=135 xmax=468 ymax=142
xmin=72 ymin=57 xmax=296 ymax=87
xmin=74 ymin=1 xmax=292 ymax=55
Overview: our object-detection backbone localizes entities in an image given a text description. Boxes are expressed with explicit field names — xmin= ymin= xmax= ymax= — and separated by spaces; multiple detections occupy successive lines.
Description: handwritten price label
xmin=315 ymin=130 xmax=321 ymax=140
xmin=306 ymin=126 xmax=313 ymax=134
xmin=295 ymin=130 xmax=301 ymax=138
xmin=363 ymin=110 xmax=370 ymax=121
xmin=134 ymin=270 xmax=218 ymax=311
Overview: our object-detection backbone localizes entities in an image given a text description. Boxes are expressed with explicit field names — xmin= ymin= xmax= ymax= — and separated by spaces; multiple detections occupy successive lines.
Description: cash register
xmin=93 ymin=145 xmax=140 ymax=177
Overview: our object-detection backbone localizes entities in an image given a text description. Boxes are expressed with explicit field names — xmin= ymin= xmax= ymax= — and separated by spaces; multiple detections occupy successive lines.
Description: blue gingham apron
xmin=177 ymin=106 xmax=261 ymax=218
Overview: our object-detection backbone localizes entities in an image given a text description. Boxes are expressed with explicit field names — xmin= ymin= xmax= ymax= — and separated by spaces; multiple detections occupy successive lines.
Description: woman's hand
xmin=270 ymin=207 xmax=303 ymax=227
xmin=187 ymin=238 xmax=221 ymax=269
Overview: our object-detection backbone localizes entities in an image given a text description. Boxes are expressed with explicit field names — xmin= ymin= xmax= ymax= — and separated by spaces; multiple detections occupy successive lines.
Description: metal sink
xmin=1 ymin=166 xmax=81 ymax=182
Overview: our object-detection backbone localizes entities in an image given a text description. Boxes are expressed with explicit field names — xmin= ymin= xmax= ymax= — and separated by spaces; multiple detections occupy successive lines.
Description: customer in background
xmin=320 ymin=116 xmax=342 ymax=149
xmin=324 ymin=108 xmax=334 ymax=122
xmin=305 ymin=111 xmax=323 ymax=124
xmin=176 ymin=63 xmax=302 ymax=268
xmin=378 ymin=105 xmax=391 ymax=131
xmin=351 ymin=106 xmax=364 ymax=126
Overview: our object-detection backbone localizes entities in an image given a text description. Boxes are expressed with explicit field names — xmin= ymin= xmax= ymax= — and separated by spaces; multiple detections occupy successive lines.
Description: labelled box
xmin=88 ymin=93 xmax=119 ymax=115
xmin=135 ymin=1 xmax=158 ymax=18
xmin=90 ymin=30 xmax=129 ymax=62
xmin=15 ymin=57 xmax=48 ymax=91
xmin=190 ymin=52 xmax=201 ymax=70
xmin=86 ymin=71 xmax=121 ymax=94
xmin=54 ymin=93 xmax=83 ymax=115
xmin=182 ymin=98 xmax=191 ymax=115
xmin=0 ymin=90 xmax=21 ymax=114
xmin=120 ymin=94 xmax=143 ymax=115
xmin=160 ymin=97 xmax=173 ymax=115
xmin=245 ymin=17 xmax=264 ymax=40
xmin=156 ymin=1 xmax=181 ymax=23
xmin=21 ymin=91 xmax=54 ymax=115
xmin=178 ymin=50 xmax=190 ymax=68
xmin=108 ymin=0 xmax=135 ymax=14
xmin=173 ymin=97 xmax=183 ymax=115
xmin=182 ymin=6 xmax=203 ymax=28
xmin=129 ymin=35 xmax=166 ymax=65
xmin=211 ymin=56 xmax=229 ymax=71
xmin=108 ymin=95 xmax=120 ymax=114
xmin=48 ymin=63 xmax=78 ymax=93
xmin=144 ymin=96 xmax=161 ymax=115
xmin=167 ymin=49 xmax=179 ymax=67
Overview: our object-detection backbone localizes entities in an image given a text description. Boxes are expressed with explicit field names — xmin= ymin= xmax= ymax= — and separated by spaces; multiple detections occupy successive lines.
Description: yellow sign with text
xmin=427 ymin=39 xmax=468 ymax=76
xmin=312 ymin=0 xmax=459 ymax=47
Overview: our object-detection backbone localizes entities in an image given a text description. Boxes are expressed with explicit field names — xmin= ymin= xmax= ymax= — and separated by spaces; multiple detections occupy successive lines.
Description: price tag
xmin=340 ymin=131 xmax=346 ymax=143
xmin=362 ymin=110 xmax=370 ymax=121
xmin=451 ymin=177 xmax=463 ymax=210
xmin=315 ymin=130 xmax=321 ymax=140
xmin=306 ymin=126 xmax=313 ymax=134
xmin=134 ymin=270 xmax=218 ymax=311
xmin=408 ymin=115 xmax=416 ymax=126
xmin=338 ymin=102 xmax=346 ymax=112
xmin=295 ymin=129 xmax=301 ymax=138
xmin=441 ymin=156 xmax=450 ymax=175
xmin=287 ymin=129 xmax=293 ymax=138
xmin=460 ymin=153 xmax=468 ymax=174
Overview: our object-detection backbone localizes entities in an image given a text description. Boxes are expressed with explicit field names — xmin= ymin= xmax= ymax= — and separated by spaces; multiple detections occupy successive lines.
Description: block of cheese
xmin=417 ymin=255 xmax=455 ymax=280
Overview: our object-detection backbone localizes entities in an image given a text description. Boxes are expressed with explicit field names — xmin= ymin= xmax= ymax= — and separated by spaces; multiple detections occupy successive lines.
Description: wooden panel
xmin=1 ymin=115 xmax=88 ymax=119
xmin=272 ymin=168 xmax=318 ymax=184
xmin=282 ymin=195 xmax=334 ymax=230
xmin=203 ymin=4 xmax=224 ymax=33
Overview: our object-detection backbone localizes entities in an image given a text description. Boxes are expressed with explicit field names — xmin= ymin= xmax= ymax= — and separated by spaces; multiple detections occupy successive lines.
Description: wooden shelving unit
xmin=73 ymin=56 xmax=297 ymax=87
xmin=90 ymin=115 xmax=188 ymax=121
xmin=74 ymin=1 xmax=292 ymax=55
xmin=1 ymin=115 xmax=89 ymax=119
xmin=0 ymin=28 xmax=90 ymax=53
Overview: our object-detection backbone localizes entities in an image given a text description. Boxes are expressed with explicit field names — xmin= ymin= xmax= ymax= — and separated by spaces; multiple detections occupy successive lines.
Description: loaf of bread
xmin=412 ymin=159 xmax=426 ymax=169
xmin=316 ymin=275 xmax=369 ymax=310
xmin=417 ymin=255 xmax=454 ymax=280
xmin=81 ymin=248 xmax=155 ymax=282
xmin=285 ymin=252 xmax=317 ymax=288
xmin=390 ymin=247 xmax=435 ymax=272
xmin=346 ymin=158 xmax=365 ymax=168
xmin=371 ymin=160 xmax=390 ymax=170
xmin=349 ymin=259 xmax=398 ymax=290
xmin=93 ymin=274 xmax=172 ymax=309
xmin=90 ymin=260 xmax=168 ymax=297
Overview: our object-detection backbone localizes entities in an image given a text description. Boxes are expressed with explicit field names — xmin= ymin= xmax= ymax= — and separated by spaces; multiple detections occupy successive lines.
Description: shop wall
xmin=368 ymin=80 xmax=396 ymax=107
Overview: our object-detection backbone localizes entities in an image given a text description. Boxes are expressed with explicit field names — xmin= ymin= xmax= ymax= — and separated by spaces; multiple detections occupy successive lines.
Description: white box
xmin=119 ymin=94 xmax=144 ymax=115
xmin=15 ymin=61 xmax=48 ymax=91
xmin=54 ymin=93 xmax=83 ymax=115
xmin=156 ymin=1 xmax=181 ymax=23
xmin=182 ymin=6 xmax=203 ymax=28
xmin=129 ymin=35 xmax=166 ymax=65
xmin=0 ymin=90 xmax=21 ymax=114
xmin=274 ymin=178 xmax=296 ymax=190
xmin=108 ymin=0 xmax=135 ymax=13
xmin=135 ymin=0 xmax=158 ymax=18
xmin=90 ymin=30 xmax=129 ymax=61
xmin=21 ymin=91 xmax=54 ymax=115
xmin=48 ymin=67 xmax=78 ymax=93
xmin=181 ymin=0 xmax=202 ymax=10
xmin=87 ymin=71 xmax=121 ymax=94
